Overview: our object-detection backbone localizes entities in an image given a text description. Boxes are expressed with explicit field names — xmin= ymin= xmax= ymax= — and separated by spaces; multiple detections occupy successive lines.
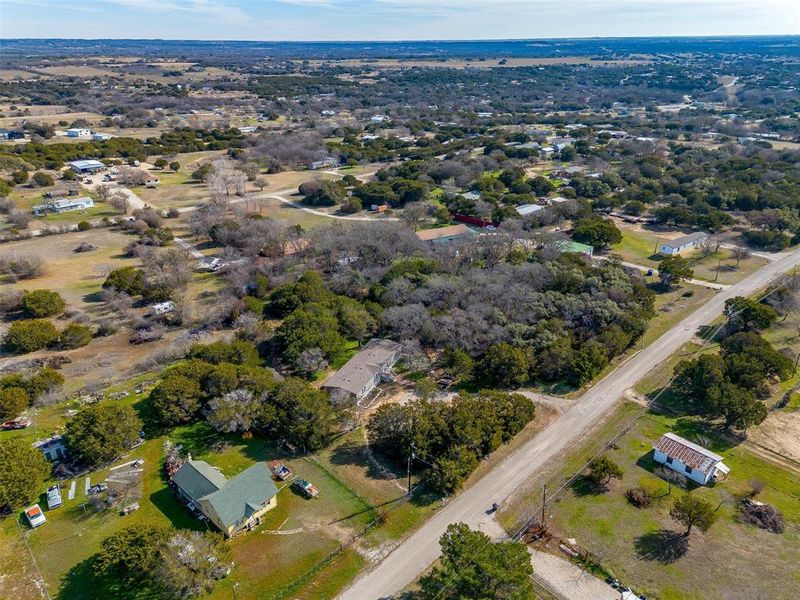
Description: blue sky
xmin=2 ymin=0 xmax=798 ymax=40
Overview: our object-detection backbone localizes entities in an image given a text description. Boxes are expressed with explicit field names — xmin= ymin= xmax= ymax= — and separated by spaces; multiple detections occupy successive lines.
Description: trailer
xmin=46 ymin=485 xmax=62 ymax=510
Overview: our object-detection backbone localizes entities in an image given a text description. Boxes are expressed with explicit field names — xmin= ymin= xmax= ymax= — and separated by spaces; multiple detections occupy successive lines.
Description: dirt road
xmin=338 ymin=245 xmax=800 ymax=600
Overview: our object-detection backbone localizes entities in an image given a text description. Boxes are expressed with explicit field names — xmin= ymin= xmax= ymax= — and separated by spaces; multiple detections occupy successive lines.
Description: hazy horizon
xmin=2 ymin=0 xmax=798 ymax=42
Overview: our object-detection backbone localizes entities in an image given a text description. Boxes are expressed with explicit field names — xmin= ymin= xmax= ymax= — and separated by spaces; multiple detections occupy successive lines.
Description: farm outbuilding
xmin=653 ymin=432 xmax=729 ymax=486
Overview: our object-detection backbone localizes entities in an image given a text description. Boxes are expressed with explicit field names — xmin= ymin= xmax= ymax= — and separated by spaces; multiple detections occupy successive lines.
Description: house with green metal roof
xmin=172 ymin=460 xmax=279 ymax=537
xmin=549 ymin=239 xmax=594 ymax=257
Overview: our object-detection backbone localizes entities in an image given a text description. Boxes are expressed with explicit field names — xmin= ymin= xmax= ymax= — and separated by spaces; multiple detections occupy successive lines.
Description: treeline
xmin=0 ymin=127 xmax=246 ymax=169
xmin=368 ymin=391 xmax=535 ymax=492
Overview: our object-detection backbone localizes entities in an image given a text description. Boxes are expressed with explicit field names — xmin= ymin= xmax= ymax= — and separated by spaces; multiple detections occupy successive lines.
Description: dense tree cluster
xmin=148 ymin=340 xmax=337 ymax=451
xmin=416 ymin=523 xmax=535 ymax=599
xmin=267 ymin=271 xmax=378 ymax=371
xmin=94 ymin=525 xmax=232 ymax=599
xmin=674 ymin=309 xmax=791 ymax=431
xmin=0 ymin=367 xmax=64 ymax=419
xmin=367 ymin=391 xmax=535 ymax=492
xmin=65 ymin=402 xmax=142 ymax=467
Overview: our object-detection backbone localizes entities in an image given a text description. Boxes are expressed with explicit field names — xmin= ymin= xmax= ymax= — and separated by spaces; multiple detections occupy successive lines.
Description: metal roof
xmin=173 ymin=460 xmax=226 ymax=502
xmin=415 ymin=224 xmax=476 ymax=242
xmin=322 ymin=339 xmax=402 ymax=396
xmin=68 ymin=159 xmax=105 ymax=169
xmin=653 ymin=433 xmax=724 ymax=476
xmin=661 ymin=232 xmax=708 ymax=248
xmin=202 ymin=463 xmax=278 ymax=529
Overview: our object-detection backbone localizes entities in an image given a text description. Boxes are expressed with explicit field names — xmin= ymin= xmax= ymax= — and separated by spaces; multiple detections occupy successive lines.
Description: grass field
xmin=507 ymin=405 xmax=800 ymax=600
xmin=611 ymin=227 xmax=769 ymax=284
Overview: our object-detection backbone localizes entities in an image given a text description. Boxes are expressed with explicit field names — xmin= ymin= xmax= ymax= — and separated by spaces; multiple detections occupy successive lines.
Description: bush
xmin=20 ymin=289 xmax=66 ymax=317
xmin=625 ymin=487 xmax=653 ymax=508
xmin=0 ymin=386 xmax=30 ymax=419
xmin=103 ymin=267 xmax=145 ymax=296
xmin=77 ymin=220 xmax=92 ymax=231
xmin=739 ymin=499 xmax=784 ymax=533
xmin=32 ymin=172 xmax=55 ymax=187
xmin=58 ymin=323 xmax=93 ymax=349
xmin=4 ymin=319 xmax=59 ymax=353
xmin=0 ymin=253 xmax=44 ymax=279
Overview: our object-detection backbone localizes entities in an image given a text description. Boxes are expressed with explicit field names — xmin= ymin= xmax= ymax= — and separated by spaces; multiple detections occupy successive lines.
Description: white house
xmin=238 ymin=126 xmax=257 ymax=133
xmin=516 ymin=203 xmax=544 ymax=216
xmin=652 ymin=432 xmax=729 ymax=486
xmin=659 ymin=232 xmax=708 ymax=256
xmin=66 ymin=128 xmax=92 ymax=138
xmin=32 ymin=197 xmax=94 ymax=215
xmin=92 ymin=133 xmax=112 ymax=141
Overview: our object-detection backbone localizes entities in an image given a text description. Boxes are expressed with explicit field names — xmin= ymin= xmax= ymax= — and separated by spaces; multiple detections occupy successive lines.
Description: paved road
xmin=338 ymin=245 xmax=800 ymax=600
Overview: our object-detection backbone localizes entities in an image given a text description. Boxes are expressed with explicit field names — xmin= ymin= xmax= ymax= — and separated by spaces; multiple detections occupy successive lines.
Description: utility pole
xmin=714 ymin=256 xmax=722 ymax=282
xmin=652 ymin=236 xmax=660 ymax=257
xmin=540 ymin=483 xmax=547 ymax=525
xmin=407 ymin=444 xmax=415 ymax=495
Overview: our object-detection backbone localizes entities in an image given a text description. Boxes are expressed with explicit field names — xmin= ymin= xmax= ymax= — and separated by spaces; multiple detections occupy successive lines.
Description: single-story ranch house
xmin=652 ymin=432 xmax=729 ymax=486
xmin=172 ymin=460 xmax=279 ymax=537
xmin=32 ymin=197 xmax=94 ymax=215
xmin=658 ymin=232 xmax=708 ymax=256
xmin=322 ymin=339 xmax=403 ymax=402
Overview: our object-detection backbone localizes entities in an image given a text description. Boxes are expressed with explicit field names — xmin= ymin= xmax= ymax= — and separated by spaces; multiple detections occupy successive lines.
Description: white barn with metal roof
xmin=653 ymin=432 xmax=729 ymax=486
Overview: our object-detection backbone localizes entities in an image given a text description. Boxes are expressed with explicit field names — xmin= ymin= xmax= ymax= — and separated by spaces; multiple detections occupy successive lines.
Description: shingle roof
xmin=415 ymin=224 xmax=476 ymax=242
xmin=173 ymin=460 xmax=226 ymax=502
xmin=202 ymin=463 xmax=278 ymax=529
xmin=653 ymin=433 xmax=723 ymax=476
xmin=322 ymin=339 xmax=402 ymax=396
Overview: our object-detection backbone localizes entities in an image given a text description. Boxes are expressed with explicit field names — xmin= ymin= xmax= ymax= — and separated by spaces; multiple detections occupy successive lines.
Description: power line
xmin=431 ymin=277 xmax=794 ymax=599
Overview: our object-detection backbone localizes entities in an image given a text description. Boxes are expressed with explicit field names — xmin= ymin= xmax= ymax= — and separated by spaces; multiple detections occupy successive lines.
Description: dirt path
xmin=528 ymin=549 xmax=618 ymax=600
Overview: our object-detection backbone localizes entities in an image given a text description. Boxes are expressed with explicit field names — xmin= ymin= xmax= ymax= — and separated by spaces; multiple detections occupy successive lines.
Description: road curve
xmin=338 ymin=245 xmax=800 ymax=600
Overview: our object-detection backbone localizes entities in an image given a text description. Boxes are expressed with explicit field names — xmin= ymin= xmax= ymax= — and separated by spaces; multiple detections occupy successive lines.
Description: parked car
xmin=269 ymin=461 xmax=292 ymax=481
xmin=120 ymin=502 xmax=140 ymax=515
xmin=24 ymin=504 xmax=46 ymax=528
xmin=131 ymin=459 xmax=144 ymax=468
xmin=88 ymin=483 xmax=108 ymax=495
xmin=46 ymin=485 xmax=62 ymax=510
xmin=1 ymin=416 xmax=31 ymax=430
xmin=292 ymin=478 xmax=319 ymax=498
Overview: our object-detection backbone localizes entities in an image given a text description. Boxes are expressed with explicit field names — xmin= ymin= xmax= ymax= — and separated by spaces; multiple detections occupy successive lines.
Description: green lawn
xmin=611 ymin=229 xmax=769 ymax=285
xmin=515 ymin=407 xmax=800 ymax=600
xmin=0 ymin=381 xmax=441 ymax=600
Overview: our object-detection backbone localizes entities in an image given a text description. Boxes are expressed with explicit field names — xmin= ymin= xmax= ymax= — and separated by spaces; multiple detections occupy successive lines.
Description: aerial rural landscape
xmin=0 ymin=3 xmax=799 ymax=600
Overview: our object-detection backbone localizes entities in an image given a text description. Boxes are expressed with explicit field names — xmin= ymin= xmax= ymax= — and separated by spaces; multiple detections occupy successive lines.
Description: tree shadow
xmin=634 ymin=529 xmax=689 ymax=564
xmin=59 ymin=555 xmax=161 ymax=600
xmin=570 ymin=475 xmax=607 ymax=497
xmin=149 ymin=486 xmax=207 ymax=531
xmin=329 ymin=440 xmax=403 ymax=481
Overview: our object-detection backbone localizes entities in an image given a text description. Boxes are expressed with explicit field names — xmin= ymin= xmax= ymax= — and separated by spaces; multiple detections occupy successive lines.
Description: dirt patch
xmin=748 ymin=411 xmax=800 ymax=463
